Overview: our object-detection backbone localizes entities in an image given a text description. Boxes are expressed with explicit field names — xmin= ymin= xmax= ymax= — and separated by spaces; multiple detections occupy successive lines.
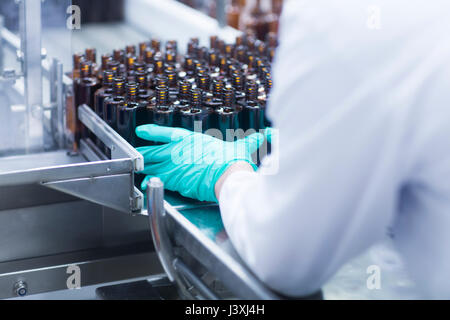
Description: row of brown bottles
xmin=240 ymin=0 xmax=282 ymax=41
xmin=177 ymin=0 xmax=283 ymax=41
xmin=71 ymin=33 xmax=275 ymax=154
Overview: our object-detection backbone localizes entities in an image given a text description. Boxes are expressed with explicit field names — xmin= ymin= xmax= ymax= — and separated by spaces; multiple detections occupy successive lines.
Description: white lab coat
xmin=219 ymin=0 xmax=450 ymax=298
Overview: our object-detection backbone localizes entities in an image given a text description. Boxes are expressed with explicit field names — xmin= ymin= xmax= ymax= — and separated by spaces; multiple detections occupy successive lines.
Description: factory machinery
xmin=0 ymin=0 xmax=295 ymax=300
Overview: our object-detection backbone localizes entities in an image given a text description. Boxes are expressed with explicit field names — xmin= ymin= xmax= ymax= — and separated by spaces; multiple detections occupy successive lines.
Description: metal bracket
xmin=19 ymin=0 xmax=43 ymax=151
xmin=43 ymin=174 xmax=141 ymax=213
xmin=147 ymin=178 xmax=205 ymax=299
xmin=147 ymin=178 xmax=176 ymax=281
xmin=74 ymin=104 xmax=144 ymax=213
xmin=78 ymin=104 xmax=144 ymax=172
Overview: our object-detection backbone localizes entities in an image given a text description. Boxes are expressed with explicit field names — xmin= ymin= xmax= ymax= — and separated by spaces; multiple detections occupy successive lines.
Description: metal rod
xmin=146 ymin=178 xmax=200 ymax=299
xmin=147 ymin=177 xmax=176 ymax=282
xmin=0 ymin=25 xmax=20 ymax=51
xmin=55 ymin=59 xmax=65 ymax=148
xmin=48 ymin=58 xmax=65 ymax=149
xmin=0 ymin=15 xmax=4 ymax=74
xmin=173 ymin=258 xmax=220 ymax=300
xmin=78 ymin=104 xmax=144 ymax=171
xmin=216 ymin=0 xmax=227 ymax=28
xmin=19 ymin=0 xmax=43 ymax=152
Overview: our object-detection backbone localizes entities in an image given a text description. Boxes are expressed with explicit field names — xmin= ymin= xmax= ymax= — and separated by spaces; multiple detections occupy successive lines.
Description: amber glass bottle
xmin=74 ymin=32 xmax=276 ymax=157
xmin=144 ymin=48 xmax=156 ymax=65
xmin=116 ymin=83 xmax=139 ymax=146
xmin=85 ymin=48 xmax=98 ymax=75
xmin=153 ymin=86 xmax=174 ymax=128
xmin=180 ymin=88 xmax=211 ymax=132
xmin=232 ymin=70 xmax=246 ymax=103
xmin=71 ymin=53 xmax=84 ymax=80
xmin=227 ymin=0 xmax=241 ymax=29
xmin=151 ymin=39 xmax=161 ymax=52
xmin=103 ymin=77 xmax=126 ymax=131
xmin=75 ymin=61 xmax=100 ymax=110
xmin=73 ymin=61 xmax=101 ymax=143
xmin=242 ymin=80 xmax=265 ymax=131
xmin=126 ymin=45 xmax=137 ymax=56
xmin=243 ymin=0 xmax=270 ymax=41
xmin=215 ymin=87 xmax=240 ymax=141
xmin=68 ymin=54 xmax=84 ymax=150
xmin=113 ymin=49 xmax=125 ymax=64
xmin=138 ymin=42 xmax=148 ymax=61
xmin=94 ymin=70 xmax=114 ymax=120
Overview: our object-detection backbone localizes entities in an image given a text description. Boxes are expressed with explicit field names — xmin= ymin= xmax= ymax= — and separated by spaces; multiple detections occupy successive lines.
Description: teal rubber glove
xmin=136 ymin=124 xmax=264 ymax=202
xmin=264 ymin=127 xmax=273 ymax=144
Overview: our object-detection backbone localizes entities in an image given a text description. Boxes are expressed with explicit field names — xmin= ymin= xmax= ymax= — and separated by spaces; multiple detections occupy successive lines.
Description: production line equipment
xmin=0 ymin=0 xmax=295 ymax=300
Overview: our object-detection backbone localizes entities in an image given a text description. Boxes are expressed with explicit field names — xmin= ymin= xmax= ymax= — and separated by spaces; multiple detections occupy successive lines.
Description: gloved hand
xmin=136 ymin=124 xmax=264 ymax=202
xmin=264 ymin=127 xmax=274 ymax=144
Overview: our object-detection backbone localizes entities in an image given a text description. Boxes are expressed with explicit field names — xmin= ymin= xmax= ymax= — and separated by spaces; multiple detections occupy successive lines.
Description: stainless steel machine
xmin=0 ymin=0 xmax=412 ymax=301
xmin=0 ymin=0 xmax=291 ymax=300
xmin=0 ymin=0 xmax=166 ymax=299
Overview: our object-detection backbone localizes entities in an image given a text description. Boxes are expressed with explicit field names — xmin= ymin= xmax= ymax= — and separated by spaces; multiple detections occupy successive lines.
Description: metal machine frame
xmin=0 ymin=0 xmax=163 ymax=299
xmin=147 ymin=178 xmax=281 ymax=299
xmin=0 ymin=0 xmax=311 ymax=300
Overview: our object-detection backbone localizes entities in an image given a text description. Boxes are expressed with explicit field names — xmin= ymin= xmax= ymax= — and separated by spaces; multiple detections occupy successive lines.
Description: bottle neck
xmin=80 ymin=61 xmax=93 ymax=79
xmin=113 ymin=78 xmax=126 ymax=96
xmin=126 ymin=55 xmax=136 ymax=71
xmin=245 ymin=81 xmax=258 ymax=101
xmin=222 ymin=88 xmax=235 ymax=108
xmin=139 ymin=42 xmax=148 ymax=60
xmin=232 ymin=72 xmax=244 ymax=91
xmin=190 ymin=88 xmax=202 ymax=108
xmin=113 ymin=49 xmax=125 ymax=64
xmin=156 ymin=86 xmax=169 ymax=106
xmin=85 ymin=48 xmax=97 ymax=64
xmin=151 ymin=39 xmax=161 ymax=52
xmin=165 ymin=71 xmax=178 ymax=88
xmin=155 ymin=74 xmax=168 ymax=88
xmin=197 ymin=74 xmax=211 ymax=92
xmin=179 ymin=81 xmax=191 ymax=102
xmin=126 ymin=45 xmax=136 ymax=56
xmin=213 ymin=79 xmax=224 ymax=98
xmin=73 ymin=53 xmax=84 ymax=70
xmin=102 ymin=70 xmax=114 ymax=88
xmin=135 ymin=72 xmax=148 ymax=90
xmin=101 ymin=54 xmax=112 ymax=71
xmin=126 ymin=83 xmax=138 ymax=102
xmin=154 ymin=58 xmax=164 ymax=75
xmin=251 ymin=0 xmax=263 ymax=16
xmin=144 ymin=48 xmax=155 ymax=64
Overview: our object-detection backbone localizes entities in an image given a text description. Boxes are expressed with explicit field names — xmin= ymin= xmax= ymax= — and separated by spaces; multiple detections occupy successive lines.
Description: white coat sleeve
xmin=219 ymin=0 xmax=450 ymax=297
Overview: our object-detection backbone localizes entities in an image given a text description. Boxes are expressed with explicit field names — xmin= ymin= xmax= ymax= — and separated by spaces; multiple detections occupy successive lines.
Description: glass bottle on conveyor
xmin=214 ymin=87 xmax=241 ymax=141
xmin=179 ymin=88 xmax=211 ymax=133
xmin=117 ymin=82 xmax=139 ymax=146
xmin=74 ymin=60 xmax=101 ymax=144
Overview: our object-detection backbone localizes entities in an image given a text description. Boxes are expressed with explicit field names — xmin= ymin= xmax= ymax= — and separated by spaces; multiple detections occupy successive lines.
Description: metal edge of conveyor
xmin=146 ymin=178 xmax=279 ymax=300
xmin=0 ymin=249 xmax=164 ymax=299
xmin=0 ymin=104 xmax=144 ymax=214
xmin=78 ymin=104 xmax=144 ymax=213
xmin=166 ymin=202 xmax=279 ymax=300
xmin=78 ymin=104 xmax=144 ymax=172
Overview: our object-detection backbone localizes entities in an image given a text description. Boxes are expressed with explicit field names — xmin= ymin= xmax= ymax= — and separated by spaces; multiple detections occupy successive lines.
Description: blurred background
xmin=0 ymin=0 xmax=425 ymax=301
xmin=0 ymin=0 xmax=283 ymax=155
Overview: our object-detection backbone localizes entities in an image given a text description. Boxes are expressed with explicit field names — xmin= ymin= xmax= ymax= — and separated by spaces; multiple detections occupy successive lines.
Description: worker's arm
xmin=218 ymin=0 xmax=450 ymax=297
